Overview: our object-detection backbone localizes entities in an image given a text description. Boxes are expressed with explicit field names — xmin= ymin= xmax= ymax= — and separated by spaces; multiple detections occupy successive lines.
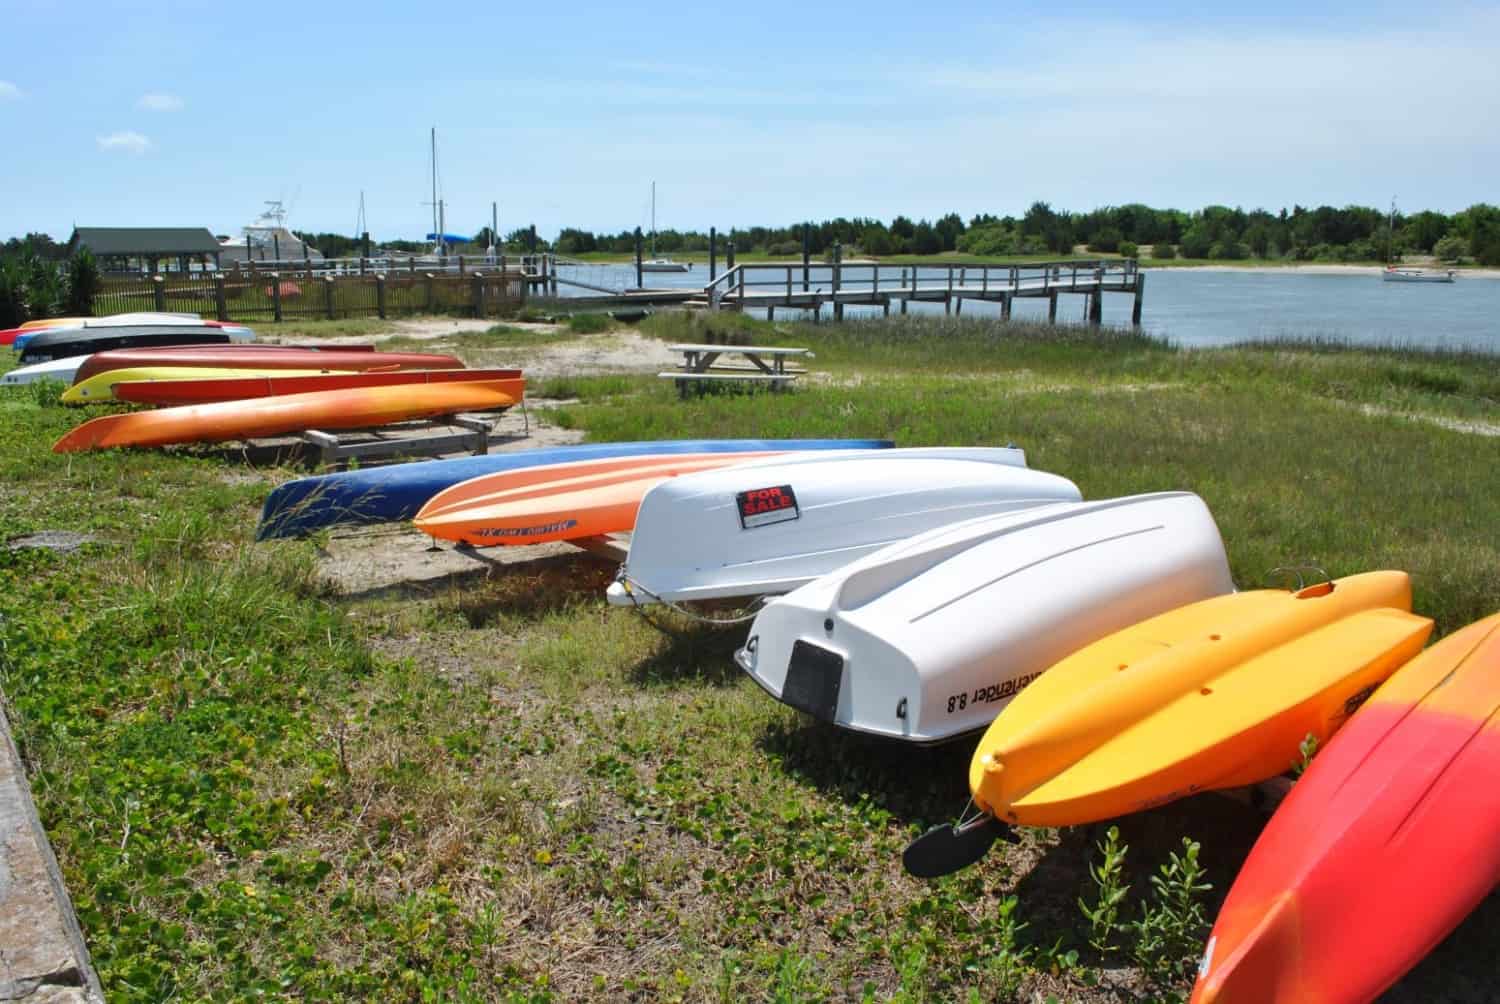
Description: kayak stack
xmin=3 ymin=312 xmax=523 ymax=451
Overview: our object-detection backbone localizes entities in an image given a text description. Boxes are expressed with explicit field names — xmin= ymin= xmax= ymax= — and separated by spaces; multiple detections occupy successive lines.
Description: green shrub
xmin=66 ymin=249 xmax=101 ymax=316
xmin=1119 ymin=241 xmax=1139 ymax=259
xmin=1150 ymin=243 xmax=1177 ymax=260
xmin=566 ymin=312 xmax=612 ymax=334
xmin=1433 ymin=234 xmax=1467 ymax=262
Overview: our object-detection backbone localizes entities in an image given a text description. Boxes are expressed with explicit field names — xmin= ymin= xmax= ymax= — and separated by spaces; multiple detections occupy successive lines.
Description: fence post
xmin=472 ymin=272 xmax=485 ymax=318
xmin=324 ymin=275 xmax=336 ymax=319
xmin=831 ymin=243 xmax=842 ymax=321
xmin=376 ymin=274 xmax=387 ymax=319
xmin=425 ymin=273 xmax=436 ymax=312
xmin=459 ymin=255 xmax=466 ymax=276
xmin=152 ymin=274 xmax=166 ymax=312
xmin=271 ymin=273 xmax=283 ymax=322
xmin=634 ymin=228 xmax=643 ymax=289
xmin=802 ymin=224 xmax=811 ymax=291
xmin=214 ymin=273 xmax=228 ymax=321
xmin=709 ymin=227 xmax=717 ymax=282
xmin=726 ymin=241 xmax=736 ymax=270
xmin=1132 ymin=273 xmax=1146 ymax=327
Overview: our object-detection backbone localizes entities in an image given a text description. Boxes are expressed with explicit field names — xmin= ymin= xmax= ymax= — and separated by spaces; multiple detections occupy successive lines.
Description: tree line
xmin=9 ymin=201 xmax=1500 ymax=266
xmin=543 ymin=202 xmax=1500 ymax=265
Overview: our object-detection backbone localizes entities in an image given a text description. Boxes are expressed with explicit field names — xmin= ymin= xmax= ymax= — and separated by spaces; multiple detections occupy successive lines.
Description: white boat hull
xmin=1382 ymin=268 xmax=1455 ymax=283
xmin=1 ymin=356 xmax=86 ymax=385
xmin=607 ymin=448 xmax=1078 ymax=607
xmin=640 ymin=260 xmax=692 ymax=273
xmin=733 ymin=492 xmax=1234 ymax=744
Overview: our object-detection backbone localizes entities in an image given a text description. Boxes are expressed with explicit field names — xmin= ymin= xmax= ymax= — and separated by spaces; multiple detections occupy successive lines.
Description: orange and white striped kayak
xmin=53 ymin=380 xmax=517 ymax=452
xmin=413 ymin=452 xmax=787 ymax=545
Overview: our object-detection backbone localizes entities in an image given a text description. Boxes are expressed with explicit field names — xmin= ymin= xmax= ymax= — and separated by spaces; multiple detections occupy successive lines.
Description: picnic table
xmin=659 ymin=343 xmax=811 ymax=397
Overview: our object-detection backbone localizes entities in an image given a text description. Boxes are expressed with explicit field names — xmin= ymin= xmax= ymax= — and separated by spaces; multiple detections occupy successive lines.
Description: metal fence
xmin=91 ymin=270 xmax=527 ymax=323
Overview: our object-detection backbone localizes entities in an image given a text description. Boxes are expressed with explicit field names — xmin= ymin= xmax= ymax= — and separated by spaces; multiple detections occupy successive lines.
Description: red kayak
xmin=116 ymin=368 xmax=524 ymax=406
xmin=1192 ymin=612 xmax=1500 ymax=1004
xmin=74 ymin=347 xmax=462 ymax=384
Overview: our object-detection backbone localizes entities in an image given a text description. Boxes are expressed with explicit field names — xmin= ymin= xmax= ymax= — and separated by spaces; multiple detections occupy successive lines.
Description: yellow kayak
xmin=968 ymin=571 xmax=1432 ymax=828
xmin=61 ymin=366 xmax=356 ymax=405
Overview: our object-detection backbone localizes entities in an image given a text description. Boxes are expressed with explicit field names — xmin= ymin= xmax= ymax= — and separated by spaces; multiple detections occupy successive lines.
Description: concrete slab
xmin=0 ymin=707 xmax=103 ymax=1003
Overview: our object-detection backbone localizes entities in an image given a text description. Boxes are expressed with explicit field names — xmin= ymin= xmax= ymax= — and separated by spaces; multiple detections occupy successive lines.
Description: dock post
xmin=324 ymin=275 xmax=336 ymax=319
xmin=472 ymin=273 xmax=486 ymax=318
xmin=727 ymin=241 xmax=736 ymax=270
xmin=271 ymin=273 xmax=283 ymax=322
xmin=376 ymin=274 xmax=387 ymax=319
xmin=1048 ymin=290 xmax=1058 ymax=324
xmin=425 ymin=273 xmax=435 ymax=312
xmin=767 ymin=305 xmax=775 ymax=321
xmin=1001 ymin=293 xmax=1011 ymax=321
xmin=1089 ymin=290 xmax=1103 ymax=325
xmin=634 ymin=228 xmax=643 ymax=289
xmin=832 ymin=242 xmax=842 ymax=321
xmin=709 ymin=227 xmax=717 ymax=282
xmin=1131 ymin=273 xmax=1145 ymax=326
xmin=900 ymin=297 xmax=908 ymax=315
xmin=213 ymin=273 xmax=228 ymax=321
xmin=152 ymin=274 xmax=166 ymax=312
xmin=954 ymin=296 xmax=963 ymax=317
xmin=802 ymin=224 xmax=811 ymax=291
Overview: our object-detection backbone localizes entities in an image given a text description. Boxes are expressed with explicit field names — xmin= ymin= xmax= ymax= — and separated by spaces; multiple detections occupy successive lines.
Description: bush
xmin=1087 ymin=227 xmax=1124 ymax=253
xmin=766 ymin=241 xmax=801 ymax=256
xmin=1210 ymin=240 xmax=1248 ymax=260
xmin=1119 ymin=241 xmax=1139 ymax=259
xmin=66 ymin=249 xmax=100 ymax=316
xmin=1433 ymin=235 xmax=1467 ymax=263
xmin=1151 ymin=244 xmax=1177 ymax=260
xmin=566 ymin=312 xmax=611 ymax=334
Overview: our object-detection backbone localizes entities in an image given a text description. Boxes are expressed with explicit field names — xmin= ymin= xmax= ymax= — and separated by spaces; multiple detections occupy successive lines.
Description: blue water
xmin=554 ymin=264 xmax=1500 ymax=352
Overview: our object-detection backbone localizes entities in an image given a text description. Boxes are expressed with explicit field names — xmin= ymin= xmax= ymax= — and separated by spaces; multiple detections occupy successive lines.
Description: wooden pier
xmin=696 ymin=258 xmax=1145 ymax=325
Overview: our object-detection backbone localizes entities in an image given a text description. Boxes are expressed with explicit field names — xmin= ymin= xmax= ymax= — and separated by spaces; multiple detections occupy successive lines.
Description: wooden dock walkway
xmin=698 ymin=258 xmax=1145 ymax=325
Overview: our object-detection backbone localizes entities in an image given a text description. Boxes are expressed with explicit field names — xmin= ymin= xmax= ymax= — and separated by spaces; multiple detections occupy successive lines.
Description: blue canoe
xmin=256 ymin=439 xmax=893 ymax=540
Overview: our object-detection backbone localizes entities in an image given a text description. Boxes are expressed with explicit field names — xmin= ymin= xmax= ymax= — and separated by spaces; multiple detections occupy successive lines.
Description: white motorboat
xmin=607 ymin=447 xmax=1079 ymax=607
xmin=640 ymin=259 xmax=692 ymax=273
xmin=1382 ymin=266 xmax=1456 ymax=283
xmin=732 ymin=492 xmax=1234 ymax=744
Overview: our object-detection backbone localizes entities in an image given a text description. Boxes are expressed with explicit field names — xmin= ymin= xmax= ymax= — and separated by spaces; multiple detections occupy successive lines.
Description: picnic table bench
xmin=660 ymin=343 xmax=812 ymax=397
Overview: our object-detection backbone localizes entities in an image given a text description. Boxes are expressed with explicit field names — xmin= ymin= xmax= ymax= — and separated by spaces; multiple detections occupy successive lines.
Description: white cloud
xmin=97 ymin=131 xmax=152 ymax=155
xmin=137 ymin=92 xmax=184 ymax=112
xmin=0 ymin=80 xmax=20 ymax=101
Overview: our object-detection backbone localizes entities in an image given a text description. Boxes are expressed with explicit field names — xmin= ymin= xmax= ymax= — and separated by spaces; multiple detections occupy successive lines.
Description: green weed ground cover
xmin=1 ymin=317 xmax=1497 ymax=1001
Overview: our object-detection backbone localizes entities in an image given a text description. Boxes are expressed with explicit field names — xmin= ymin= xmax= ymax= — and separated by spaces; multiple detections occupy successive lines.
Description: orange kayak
xmin=115 ymin=368 xmax=524 ymax=406
xmin=414 ymin=452 xmax=785 ymax=545
xmin=53 ymin=380 xmax=517 ymax=453
xmin=73 ymin=347 xmax=462 ymax=384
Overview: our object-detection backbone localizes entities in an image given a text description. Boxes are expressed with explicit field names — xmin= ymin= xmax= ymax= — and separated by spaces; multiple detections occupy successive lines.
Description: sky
xmin=2 ymin=1 xmax=1497 ymax=243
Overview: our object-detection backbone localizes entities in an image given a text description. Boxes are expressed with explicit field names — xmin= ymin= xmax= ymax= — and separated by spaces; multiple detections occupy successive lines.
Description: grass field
xmin=1 ymin=315 xmax=1498 ymax=1002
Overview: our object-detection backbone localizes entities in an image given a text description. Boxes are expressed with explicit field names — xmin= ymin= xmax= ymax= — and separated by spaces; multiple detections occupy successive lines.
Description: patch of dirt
xmin=505 ymin=331 xmax=682 ymax=380
xmin=1349 ymin=401 xmax=1500 ymax=437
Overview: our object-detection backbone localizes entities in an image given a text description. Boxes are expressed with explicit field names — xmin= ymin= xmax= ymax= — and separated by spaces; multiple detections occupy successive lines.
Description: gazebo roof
xmin=70 ymin=227 xmax=222 ymax=256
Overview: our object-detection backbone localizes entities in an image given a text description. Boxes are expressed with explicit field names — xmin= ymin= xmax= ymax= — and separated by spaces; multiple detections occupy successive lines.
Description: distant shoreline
xmin=1153 ymin=262 xmax=1500 ymax=279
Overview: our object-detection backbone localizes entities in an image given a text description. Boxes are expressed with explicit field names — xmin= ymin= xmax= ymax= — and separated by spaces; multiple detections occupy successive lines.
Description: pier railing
xmin=703 ymin=258 xmax=1143 ymax=323
xmin=92 ymin=268 xmax=527 ymax=324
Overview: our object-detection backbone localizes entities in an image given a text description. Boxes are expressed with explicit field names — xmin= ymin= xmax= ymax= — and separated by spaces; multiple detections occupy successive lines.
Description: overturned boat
xmin=733 ymin=492 xmax=1234 ymax=745
xmin=607 ymin=448 xmax=1078 ymax=607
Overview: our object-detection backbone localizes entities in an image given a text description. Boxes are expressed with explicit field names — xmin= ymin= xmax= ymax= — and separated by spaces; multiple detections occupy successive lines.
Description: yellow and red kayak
xmin=61 ymin=366 xmax=359 ymax=404
xmin=113 ymin=367 xmax=524 ymax=407
xmin=413 ymin=452 xmax=786 ymax=545
xmin=1192 ymin=612 xmax=1500 ymax=1004
xmin=967 ymin=571 xmax=1432 ymax=828
xmin=72 ymin=347 xmax=462 ymax=384
xmin=53 ymin=380 xmax=517 ymax=453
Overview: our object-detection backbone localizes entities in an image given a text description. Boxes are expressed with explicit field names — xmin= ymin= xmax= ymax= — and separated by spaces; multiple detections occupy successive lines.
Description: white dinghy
xmin=1 ymin=355 xmax=90 ymax=386
xmin=732 ymin=492 xmax=1234 ymax=744
xmin=606 ymin=447 xmax=1081 ymax=607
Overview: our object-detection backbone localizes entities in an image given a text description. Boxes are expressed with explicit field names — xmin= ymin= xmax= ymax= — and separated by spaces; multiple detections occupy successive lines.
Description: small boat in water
xmin=1382 ymin=266 xmax=1456 ymax=283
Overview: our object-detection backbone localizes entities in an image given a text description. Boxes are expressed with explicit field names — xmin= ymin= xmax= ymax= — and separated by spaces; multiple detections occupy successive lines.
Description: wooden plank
xmin=665 ymin=343 xmax=811 ymax=355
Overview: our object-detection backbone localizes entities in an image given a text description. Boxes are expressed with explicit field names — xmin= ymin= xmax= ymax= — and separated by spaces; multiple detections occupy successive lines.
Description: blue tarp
xmin=425 ymin=233 xmax=473 ymax=243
